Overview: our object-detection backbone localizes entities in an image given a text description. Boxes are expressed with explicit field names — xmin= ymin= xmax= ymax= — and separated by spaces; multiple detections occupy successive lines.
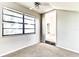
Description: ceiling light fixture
xmin=34 ymin=2 xmax=40 ymax=8
xmin=29 ymin=2 xmax=40 ymax=10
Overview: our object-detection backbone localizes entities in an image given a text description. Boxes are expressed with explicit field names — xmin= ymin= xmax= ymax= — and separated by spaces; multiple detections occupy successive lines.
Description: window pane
xmin=3 ymin=22 xmax=23 ymax=28
xmin=3 ymin=9 xmax=22 ymax=17
xmin=24 ymin=16 xmax=34 ymax=21
xmin=24 ymin=15 xmax=35 ymax=34
xmin=24 ymin=19 xmax=35 ymax=24
xmin=24 ymin=24 xmax=34 ymax=28
xmin=3 ymin=29 xmax=23 ymax=35
xmin=24 ymin=29 xmax=34 ymax=33
xmin=3 ymin=15 xmax=23 ymax=23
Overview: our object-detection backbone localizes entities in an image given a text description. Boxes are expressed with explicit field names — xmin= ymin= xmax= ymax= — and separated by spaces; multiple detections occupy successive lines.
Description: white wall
xmin=56 ymin=10 xmax=79 ymax=53
xmin=42 ymin=10 xmax=56 ymax=43
xmin=0 ymin=2 xmax=40 ymax=56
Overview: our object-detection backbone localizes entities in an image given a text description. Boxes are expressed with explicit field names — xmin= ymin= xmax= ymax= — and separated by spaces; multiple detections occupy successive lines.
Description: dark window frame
xmin=24 ymin=14 xmax=36 ymax=34
xmin=2 ymin=8 xmax=36 ymax=36
xmin=2 ymin=9 xmax=23 ymax=36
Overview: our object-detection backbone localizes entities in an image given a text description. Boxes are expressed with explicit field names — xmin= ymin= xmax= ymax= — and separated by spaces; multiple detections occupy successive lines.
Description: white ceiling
xmin=18 ymin=2 xmax=79 ymax=14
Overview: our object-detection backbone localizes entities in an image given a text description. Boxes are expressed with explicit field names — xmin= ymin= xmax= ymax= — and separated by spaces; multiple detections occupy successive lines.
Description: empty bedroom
xmin=0 ymin=2 xmax=79 ymax=57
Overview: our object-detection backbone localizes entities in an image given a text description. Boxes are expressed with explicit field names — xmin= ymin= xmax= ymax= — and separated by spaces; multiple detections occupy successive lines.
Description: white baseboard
xmin=0 ymin=42 xmax=39 ymax=57
xmin=56 ymin=44 xmax=79 ymax=54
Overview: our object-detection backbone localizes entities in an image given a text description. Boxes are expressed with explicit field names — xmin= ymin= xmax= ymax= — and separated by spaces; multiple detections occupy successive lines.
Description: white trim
xmin=56 ymin=44 xmax=79 ymax=54
xmin=0 ymin=42 xmax=39 ymax=57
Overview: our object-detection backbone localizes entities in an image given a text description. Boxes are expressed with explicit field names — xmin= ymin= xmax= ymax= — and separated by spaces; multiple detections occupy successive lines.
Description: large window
xmin=24 ymin=15 xmax=35 ymax=33
xmin=2 ymin=9 xmax=36 ymax=36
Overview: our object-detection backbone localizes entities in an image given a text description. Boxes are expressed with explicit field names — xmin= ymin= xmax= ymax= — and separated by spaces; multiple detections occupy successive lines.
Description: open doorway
xmin=42 ymin=10 xmax=56 ymax=45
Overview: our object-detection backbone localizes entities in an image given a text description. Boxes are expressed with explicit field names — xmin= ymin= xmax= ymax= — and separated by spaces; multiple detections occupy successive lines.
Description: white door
xmin=43 ymin=10 xmax=56 ymax=43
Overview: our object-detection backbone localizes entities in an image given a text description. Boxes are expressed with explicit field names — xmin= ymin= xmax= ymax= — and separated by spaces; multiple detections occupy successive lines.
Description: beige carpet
xmin=3 ymin=43 xmax=79 ymax=57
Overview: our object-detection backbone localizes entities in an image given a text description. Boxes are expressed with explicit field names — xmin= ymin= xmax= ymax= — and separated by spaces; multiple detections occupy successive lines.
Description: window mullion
xmin=23 ymin=14 xmax=24 ymax=34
